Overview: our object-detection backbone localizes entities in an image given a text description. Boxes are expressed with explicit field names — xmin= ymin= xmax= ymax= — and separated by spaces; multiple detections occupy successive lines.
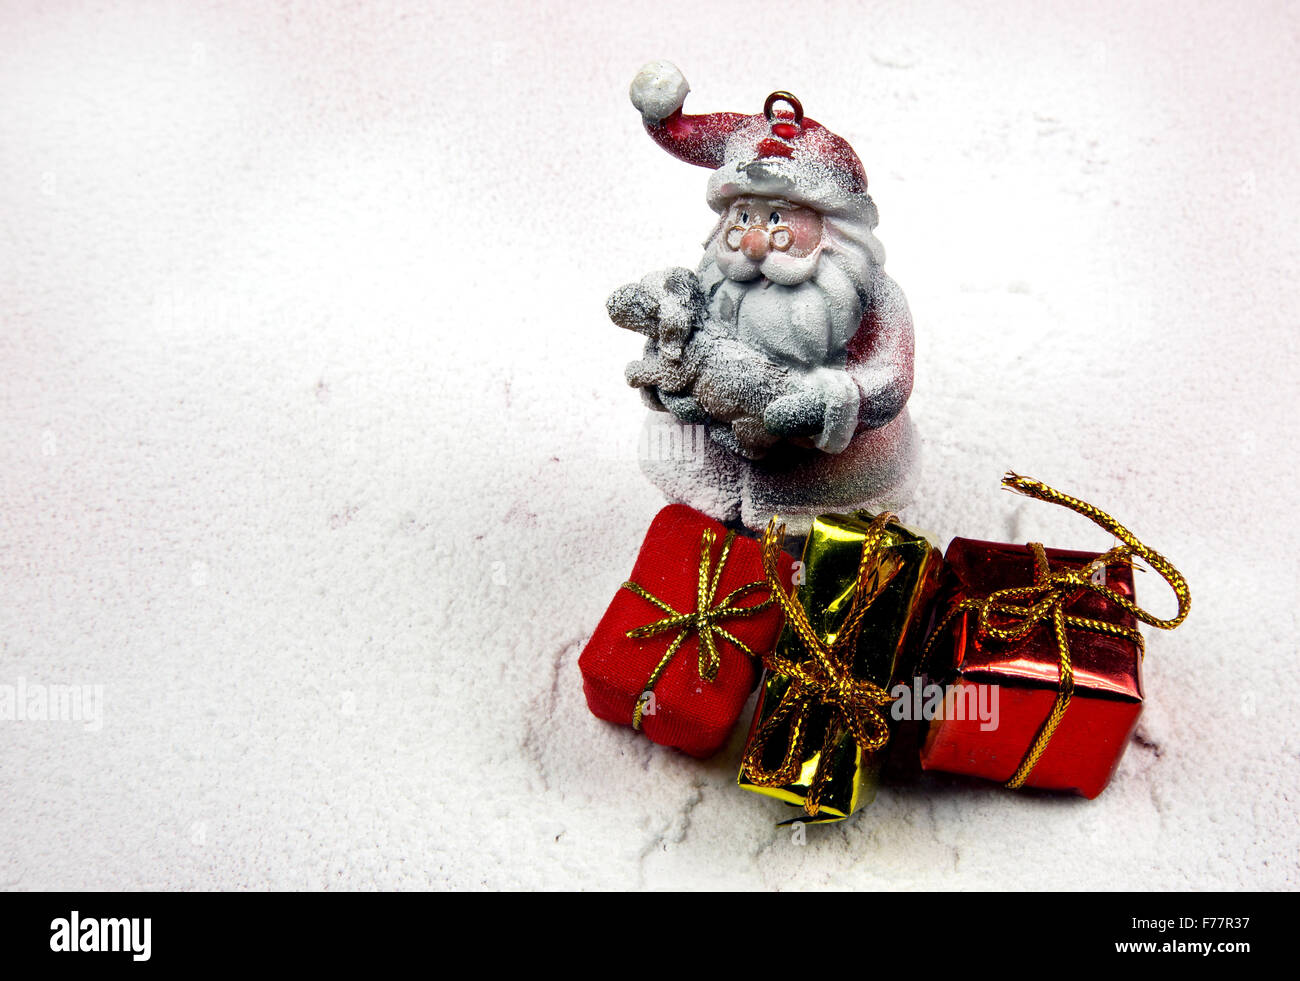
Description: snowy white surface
xmin=1 ymin=0 xmax=1297 ymax=890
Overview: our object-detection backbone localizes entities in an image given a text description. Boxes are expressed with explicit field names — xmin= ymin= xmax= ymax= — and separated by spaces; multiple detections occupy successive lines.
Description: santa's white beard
xmin=705 ymin=220 xmax=875 ymax=367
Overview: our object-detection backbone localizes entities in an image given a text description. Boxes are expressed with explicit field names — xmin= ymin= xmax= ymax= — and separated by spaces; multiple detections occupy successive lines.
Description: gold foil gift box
xmin=738 ymin=511 xmax=942 ymax=823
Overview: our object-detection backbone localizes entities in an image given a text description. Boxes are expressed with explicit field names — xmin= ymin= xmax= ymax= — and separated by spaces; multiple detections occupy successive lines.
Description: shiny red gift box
xmin=918 ymin=538 xmax=1142 ymax=798
xmin=579 ymin=505 xmax=794 ymax=757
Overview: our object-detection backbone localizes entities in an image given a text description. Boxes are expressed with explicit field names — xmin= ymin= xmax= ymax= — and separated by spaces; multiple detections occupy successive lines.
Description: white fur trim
xmin=629 ymin=61 xmax=690 ymax=122
xmin=706 ymin=158 xmax=874 ymax=222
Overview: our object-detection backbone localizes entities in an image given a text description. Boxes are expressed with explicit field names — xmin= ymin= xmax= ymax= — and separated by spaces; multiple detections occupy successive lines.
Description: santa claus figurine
xmin=611 ymin=61 xmax=919 ymax=533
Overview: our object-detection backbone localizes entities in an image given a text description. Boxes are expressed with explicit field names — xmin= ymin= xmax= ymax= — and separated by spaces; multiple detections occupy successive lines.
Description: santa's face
xmin=714 ymin=196 xmax=825 ymax=286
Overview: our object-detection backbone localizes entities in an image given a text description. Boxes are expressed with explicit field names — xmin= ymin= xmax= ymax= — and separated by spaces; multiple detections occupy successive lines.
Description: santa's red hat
xmin=629 ymin=61 xmax=877 ymax=224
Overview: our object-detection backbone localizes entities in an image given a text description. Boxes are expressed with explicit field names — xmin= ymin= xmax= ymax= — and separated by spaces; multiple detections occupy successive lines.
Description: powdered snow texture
xmin=0 ymin=1 xmax=1296 ymax=890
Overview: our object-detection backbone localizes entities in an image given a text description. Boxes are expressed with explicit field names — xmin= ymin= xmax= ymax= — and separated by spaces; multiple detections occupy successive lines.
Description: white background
xmin=1 ymin=0 xmax=1296 ymax=889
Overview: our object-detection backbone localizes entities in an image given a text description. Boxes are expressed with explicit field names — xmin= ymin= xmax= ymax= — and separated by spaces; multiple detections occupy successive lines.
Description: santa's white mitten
xmin=763 ymin=369 xmax=861 ymax=455
xmin=629 ymin=61 xmax=690 ymax=123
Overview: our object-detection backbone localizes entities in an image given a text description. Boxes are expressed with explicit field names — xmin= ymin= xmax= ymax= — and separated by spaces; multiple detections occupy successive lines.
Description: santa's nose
xmin=740 ymin=228 xmax=769 ymax=261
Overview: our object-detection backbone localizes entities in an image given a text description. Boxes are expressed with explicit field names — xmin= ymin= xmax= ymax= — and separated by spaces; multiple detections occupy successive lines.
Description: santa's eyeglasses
xmin=725 ymin=222 xmax=794 ymax=253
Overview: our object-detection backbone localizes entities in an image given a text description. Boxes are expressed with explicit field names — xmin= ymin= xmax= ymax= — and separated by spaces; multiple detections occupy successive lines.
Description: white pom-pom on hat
xmin=629 ymin=60 xmax=690 ymax=122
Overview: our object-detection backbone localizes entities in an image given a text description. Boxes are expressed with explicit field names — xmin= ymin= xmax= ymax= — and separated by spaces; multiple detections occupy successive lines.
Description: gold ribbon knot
xmin=740 ymin=512 xmax=905 ymax=817
xmin=622 ymin=527 xmax=775 ymax=729
xmin=921 ymin=473 xmax=1192 ymax=789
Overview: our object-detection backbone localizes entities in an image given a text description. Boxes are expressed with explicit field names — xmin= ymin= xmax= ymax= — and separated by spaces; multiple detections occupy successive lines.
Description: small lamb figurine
xmin=608 ymin=267 xmax=796 ymax=459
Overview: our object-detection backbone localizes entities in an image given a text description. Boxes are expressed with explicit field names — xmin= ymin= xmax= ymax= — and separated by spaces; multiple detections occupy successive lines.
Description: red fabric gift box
xmin=918 ymin=538 xmax=1143 ymax=798
xmin=579 ymin=504 xmax=793 ymax=758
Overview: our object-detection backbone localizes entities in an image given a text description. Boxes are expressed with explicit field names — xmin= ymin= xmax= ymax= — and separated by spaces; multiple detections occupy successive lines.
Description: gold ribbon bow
xmin=921 ymin=473 xmax=1192 ymax=789
xmin=739 ymin=512 xmax=905 ymax=817
xmin=621 ymin=527 xmax=775 ymax=729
